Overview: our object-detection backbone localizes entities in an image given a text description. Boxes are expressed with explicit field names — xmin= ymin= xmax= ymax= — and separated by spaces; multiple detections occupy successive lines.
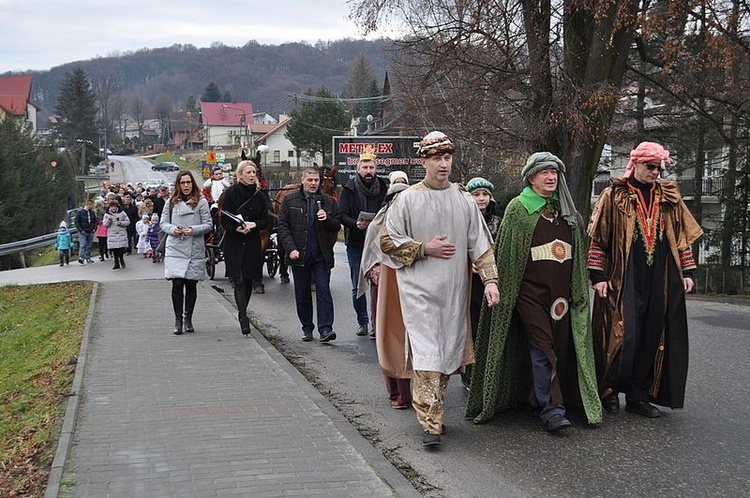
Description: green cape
xmin=464 ymin=197 xmax=602 ymax=424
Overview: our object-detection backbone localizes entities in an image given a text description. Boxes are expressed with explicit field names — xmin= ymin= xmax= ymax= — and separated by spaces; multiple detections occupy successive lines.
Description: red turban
xmin=624 ymin=141 xmax=671 ymax=178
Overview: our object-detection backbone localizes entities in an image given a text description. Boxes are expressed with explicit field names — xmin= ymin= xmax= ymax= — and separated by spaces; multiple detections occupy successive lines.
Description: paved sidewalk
xmin=42 ymin=277 xmax=418 ymax=497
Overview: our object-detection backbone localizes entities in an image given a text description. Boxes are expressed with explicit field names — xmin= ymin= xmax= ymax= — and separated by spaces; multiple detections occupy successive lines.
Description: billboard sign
xmin=332 ymin=136 xmax=424 ymax=184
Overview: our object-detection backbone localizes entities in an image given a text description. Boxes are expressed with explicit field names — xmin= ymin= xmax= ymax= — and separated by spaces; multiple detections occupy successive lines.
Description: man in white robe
xmin=380 ymin=131 xmax=500 ymax=447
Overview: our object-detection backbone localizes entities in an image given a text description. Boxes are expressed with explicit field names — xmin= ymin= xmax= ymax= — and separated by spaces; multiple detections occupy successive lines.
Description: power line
xmin=289 ymin=93 xmax=392 ymax=105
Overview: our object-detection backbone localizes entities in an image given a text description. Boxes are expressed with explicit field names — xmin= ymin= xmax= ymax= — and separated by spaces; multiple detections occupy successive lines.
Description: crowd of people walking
xmin=65 ymin=133 xmax=702 ymax=450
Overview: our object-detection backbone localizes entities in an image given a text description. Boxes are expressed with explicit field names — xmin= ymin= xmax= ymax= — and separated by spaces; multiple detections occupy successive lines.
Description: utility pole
xmin=80 ymin=140 xmax=86 ymax=175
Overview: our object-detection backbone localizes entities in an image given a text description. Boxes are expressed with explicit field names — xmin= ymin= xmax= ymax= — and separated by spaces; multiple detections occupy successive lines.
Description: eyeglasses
xmin=179 ymin=180 xmax=192 ymax=185
xmin=644 ymin=163 xmax=662 ymax=171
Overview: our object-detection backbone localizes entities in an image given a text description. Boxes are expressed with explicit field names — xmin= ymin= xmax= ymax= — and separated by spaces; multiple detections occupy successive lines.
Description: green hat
xmin=521 ymin=151 xmax=578 ymax=226
xmin=466 ymin=177 xmax=494 ymax=194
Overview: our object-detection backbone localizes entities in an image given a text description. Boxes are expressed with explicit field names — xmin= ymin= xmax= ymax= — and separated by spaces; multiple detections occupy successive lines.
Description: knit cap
xmin=466 ymin=177 xmax=494 ymax=194
xmin=388 ymin=170 xmax=409 ymax=185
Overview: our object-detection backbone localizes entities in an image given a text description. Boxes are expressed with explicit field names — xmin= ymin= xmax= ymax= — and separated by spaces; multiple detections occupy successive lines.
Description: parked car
xmin=152 ymin=161 xmax=179 ymax=171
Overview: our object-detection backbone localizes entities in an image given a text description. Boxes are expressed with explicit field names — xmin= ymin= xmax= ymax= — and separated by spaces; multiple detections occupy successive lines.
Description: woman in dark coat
xmin=220 ymin=159 xmax=270 ymax=335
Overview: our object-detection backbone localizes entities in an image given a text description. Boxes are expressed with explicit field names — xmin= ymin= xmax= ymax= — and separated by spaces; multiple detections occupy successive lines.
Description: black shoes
xmin=239 ymin=316 xmax=250 ymax=336
xmin=184 ymin=314 xmax=194 ymax=333
xmin=602 ymin=394 xmax=620 ymax=414
xmin=174 ymin=317 xmax=183 ymax=335
xmin=302 ymin=334 xmax=313 ymax=342
xmin=356 ymin=323 xmax=368 ymax=336
xmin=253 ymin=281 xmax=265 ymax=294
xmin=625 ymin=401 xmax=661 ymax=418
xmin=280 ymin=275 xmax=290 ymax=284
xmin=320 ymin=330 xmax=337 ymax=342
xmin=422 ymin=431 xmax=442 ymax=447
xmin=543 ymin=414 xmax=572 ymax=432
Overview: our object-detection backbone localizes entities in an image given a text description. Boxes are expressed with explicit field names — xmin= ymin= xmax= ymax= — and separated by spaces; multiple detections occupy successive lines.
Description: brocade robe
xmin=465 ymin=197 xmax=602 ymax=424
xmin=587 ymin=179 xmax=702 ymax=408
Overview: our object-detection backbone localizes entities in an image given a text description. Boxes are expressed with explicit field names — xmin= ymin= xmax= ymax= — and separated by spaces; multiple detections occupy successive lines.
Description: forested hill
xmin=21 ymin=38 xmax=391 ymax=119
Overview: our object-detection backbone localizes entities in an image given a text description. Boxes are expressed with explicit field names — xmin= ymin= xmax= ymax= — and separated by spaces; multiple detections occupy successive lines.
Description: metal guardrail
xmin=0 ymin=228 xmax=78 ymax=258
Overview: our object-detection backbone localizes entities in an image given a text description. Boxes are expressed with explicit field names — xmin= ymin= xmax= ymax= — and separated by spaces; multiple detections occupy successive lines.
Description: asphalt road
xmin=110 ymin=154 xmax=176 ymax=187
xmin=235 ymin=253 xmax=750 ymax=498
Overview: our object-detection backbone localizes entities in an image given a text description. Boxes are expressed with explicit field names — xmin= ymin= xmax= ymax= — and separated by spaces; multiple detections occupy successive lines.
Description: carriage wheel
xmin=206 ymin=247 xmax=216 ymax=280
xmin=266 ymin=250 xmax=279 ymax=278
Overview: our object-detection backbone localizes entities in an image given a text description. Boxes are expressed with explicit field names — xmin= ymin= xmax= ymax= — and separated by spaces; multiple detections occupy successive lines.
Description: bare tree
xmin=94 ymin=74 xmax=123 ymax=155
xmin=350 ymin=0 xmax=642 ymax=216
xmin=154 ymin=93 xmax=174 ymax=146
xmin=130 ymin=94 xmax=150 ymax=146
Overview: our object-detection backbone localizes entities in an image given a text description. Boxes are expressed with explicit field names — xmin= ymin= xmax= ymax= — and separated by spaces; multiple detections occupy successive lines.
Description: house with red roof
xmin=0 ymin=74 xmax=39 ymax=133
xmin=199 ymin=102 xmax=253 ymax=150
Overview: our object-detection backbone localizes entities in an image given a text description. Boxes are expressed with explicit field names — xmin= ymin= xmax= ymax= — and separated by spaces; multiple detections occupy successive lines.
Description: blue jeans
xmin=291 ymin=261 xmax=334 ymax=336
xmin=529 ymin=336 xmax=565 ymax=423
xmin=78 ymin=232 xmax=94 ymax=260
xmin=346 ymin=245 xmax=369 ymax=325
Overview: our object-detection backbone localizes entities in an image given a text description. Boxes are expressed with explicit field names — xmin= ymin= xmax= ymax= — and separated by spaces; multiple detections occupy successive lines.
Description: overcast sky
xmin=1 ymin=0 xmax=385 ymax=73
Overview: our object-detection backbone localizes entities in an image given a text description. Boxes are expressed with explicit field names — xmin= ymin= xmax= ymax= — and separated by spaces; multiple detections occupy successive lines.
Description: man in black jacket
xmin=74 ymin=200 xmax=98 ymax=264
xmin=277 ymin=168 xmax=341 ymax=342
xmin=338 ymin=150 xmax=387 ymax=337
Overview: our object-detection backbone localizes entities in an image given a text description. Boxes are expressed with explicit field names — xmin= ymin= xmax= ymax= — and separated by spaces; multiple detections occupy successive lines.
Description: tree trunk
xmin=720 ymin=112 xmax=738 ymax=270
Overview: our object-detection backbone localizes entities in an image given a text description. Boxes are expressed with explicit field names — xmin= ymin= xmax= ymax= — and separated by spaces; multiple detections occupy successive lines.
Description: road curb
xmin=45 ymin=281 xmax=99 ymax=498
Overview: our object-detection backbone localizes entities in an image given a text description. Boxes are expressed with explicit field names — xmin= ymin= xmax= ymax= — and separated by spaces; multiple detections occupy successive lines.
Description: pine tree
xmin=54 ymin=68 xmax=99 ymax=172
xmin=201 ymin=82 xmax=222 ymax=102
xmin=344 ymin=52 xmax=376 ymax=117
xmin=0 ymin=119 xmax=76 ymax=246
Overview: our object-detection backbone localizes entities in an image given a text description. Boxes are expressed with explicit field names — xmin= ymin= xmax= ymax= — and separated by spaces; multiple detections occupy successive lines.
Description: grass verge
xmin=0 ymin=282 xmax=93 ymax=497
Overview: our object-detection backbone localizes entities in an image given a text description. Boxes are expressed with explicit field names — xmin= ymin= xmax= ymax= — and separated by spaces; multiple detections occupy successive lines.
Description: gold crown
xmin=359 ymin=144 xmax=377 ymax=162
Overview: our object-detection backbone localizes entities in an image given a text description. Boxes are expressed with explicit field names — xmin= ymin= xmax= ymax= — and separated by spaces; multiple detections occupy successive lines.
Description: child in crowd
xmin=95 ymin=215 xmax=109 ymax=261
xmin=56 ymin=221 xmax=73 ymax=266
xmin=136 ymin=214 xmax=151 ymax=256
xmin=146 ymin=213 xmax=162 ymax=262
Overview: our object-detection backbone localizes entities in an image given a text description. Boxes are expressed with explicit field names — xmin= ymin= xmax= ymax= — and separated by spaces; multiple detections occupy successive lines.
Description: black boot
xmin=184 ymin=314 xmax=194 ymax=333
xmin=174 ymin=316 xmax=183 ymax=335
xmin=239 ymin=313 xmax=250 ymax=335
xmin=253 ymin=279 xmax=265 ymax=294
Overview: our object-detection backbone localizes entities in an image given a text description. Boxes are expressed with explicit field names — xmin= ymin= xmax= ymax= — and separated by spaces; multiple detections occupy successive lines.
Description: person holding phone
xmin=160 ymin=171 xmax=212 ymax=335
